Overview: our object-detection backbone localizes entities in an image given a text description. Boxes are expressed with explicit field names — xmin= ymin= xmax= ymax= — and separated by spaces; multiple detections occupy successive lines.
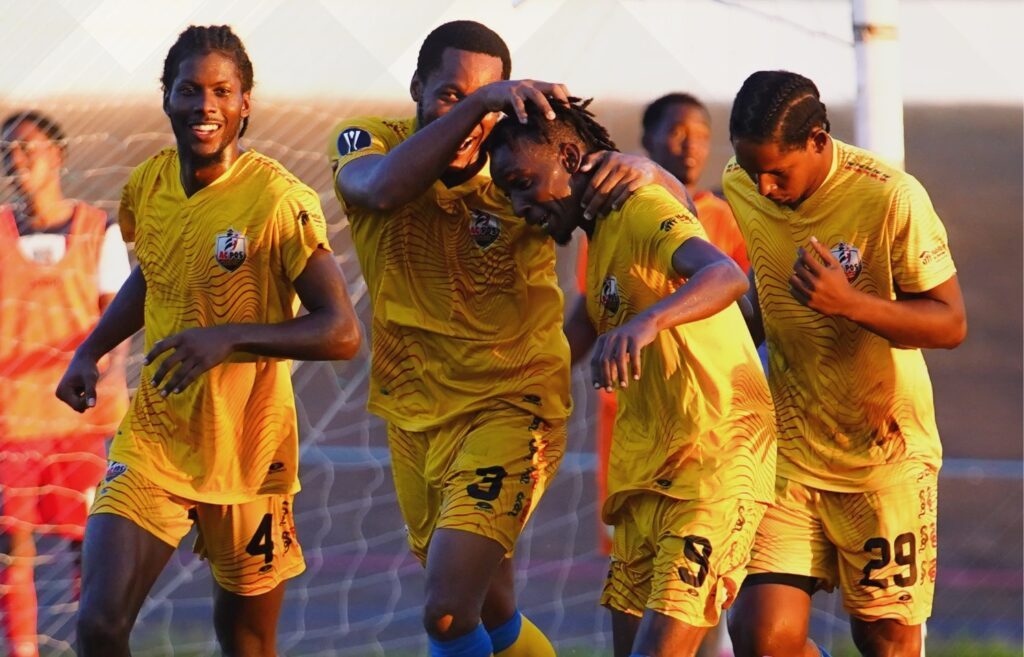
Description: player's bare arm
xmin=146 ymin=248 xmax=360 ymax=396
xmin=579 ymin=152 xmax=697 ymax=220
xmin=563 ymin=294 xmax=597 ymax=365
xmin=592 ymin=237 xmax=747 ymax=391
xmin=337 ymin=79 xmax=569 ymax=211
xmin=55 ymin=265 xmax=146 ymax=412
xmin=790 ymin=236 xmax=967 ymax=349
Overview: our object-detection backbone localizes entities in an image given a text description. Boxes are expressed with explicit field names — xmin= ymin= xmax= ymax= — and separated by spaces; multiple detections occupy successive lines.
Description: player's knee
xmin=76 ymin=605 xmax=131 ymax=653
xmin=423 ymin=598 xmax=481 ymax=640
xmin=851 ymin=619 xmax=921 ymax=657
xmin=728 ymin=610 xmax=807 ymax=657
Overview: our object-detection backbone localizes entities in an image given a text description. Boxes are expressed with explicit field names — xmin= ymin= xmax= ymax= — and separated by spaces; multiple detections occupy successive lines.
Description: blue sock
xmin=816 ymin=644 xmax=833 ymax=657
xmin=487 ymin=610 xmax=522 ymax=653
xmin=428 ymin=624 xmax=492 ymax=657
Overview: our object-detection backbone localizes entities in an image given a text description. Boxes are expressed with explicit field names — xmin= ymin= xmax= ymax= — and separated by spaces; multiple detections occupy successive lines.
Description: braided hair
xmin=484 ymin=97 xmax=618 ymax=160
xmin=161 ymin=25 xmax=254 ymax=137
xmin=729 ymin=70 xmax=830 ymax=149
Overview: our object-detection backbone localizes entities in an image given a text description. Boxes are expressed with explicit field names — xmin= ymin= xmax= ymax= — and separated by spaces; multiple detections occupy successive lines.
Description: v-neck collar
xmin=173 ymin=150 xmax=252 ymax=203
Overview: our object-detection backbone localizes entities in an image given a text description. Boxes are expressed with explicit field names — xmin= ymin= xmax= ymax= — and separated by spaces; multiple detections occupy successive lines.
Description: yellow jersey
xmin=586 ymin=185 xmax=776 ymax=521
xmin=723 ymin=138 xmax=957 ymax=492
xmin=328 ymin=117 xmax=571 ymax=431
xmin=113 ymin=148 xmax=330 ymax=504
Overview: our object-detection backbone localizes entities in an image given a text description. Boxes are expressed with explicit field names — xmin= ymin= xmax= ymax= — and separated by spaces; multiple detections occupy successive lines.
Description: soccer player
xmin=1 ymin=111 xmax=130 ymax=657
xmin=485 ymin=99 xmax=776 ymax=657
xmin=328 ymin=20 xmax=691 ymax=657
xmin=54 ymin=25 xmax=360 ymax=657
xmin=642 ymin=92 xmax=749 ymax=271
xmin=722 ymin=70 xmax=966 ymax=657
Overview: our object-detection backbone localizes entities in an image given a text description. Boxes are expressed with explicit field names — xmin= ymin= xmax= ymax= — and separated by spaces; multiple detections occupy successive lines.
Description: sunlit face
xmin=642 ymin=103 xmax=711 ymax=187
xmin=411 ymin=48 xmax=503 ymax=171
xmin=732 ymin=130 xmax=830 ymax=208
xmin=2 ymin=120 xmax=63 ymax=197
xmin=163 ymin=51 xmax=251 ymax=163
xmin=489 ymin=139 xmax=583 ymax=246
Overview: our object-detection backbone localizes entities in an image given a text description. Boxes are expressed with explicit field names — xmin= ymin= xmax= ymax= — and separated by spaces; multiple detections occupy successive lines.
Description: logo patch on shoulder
xmin=600 ymin=275 xmax=620 ymax=314
xmin=469 ymin=210 xmax=501 ymax=248
xmin=336 ymin=128 xmax=372 ymax=156
xmin=104 ymin=461 xmax=128 ymax=483
xmin=215 ymin=228 xmax=247 ymax=272
xmin=830 ymin=241 xmax=862 ymax=281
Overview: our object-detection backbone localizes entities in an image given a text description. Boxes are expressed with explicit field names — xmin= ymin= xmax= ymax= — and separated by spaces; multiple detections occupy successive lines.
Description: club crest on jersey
xmin=600 ymin=275 xmax=620 ymax=314
xmin=104 ymin=461 xmax=128 ymax=483
xmin=336 ymin=128 xmax=371 ymax=156
xmin=215 ymin=228 xmax=247 ymax=272
xmin=469 ymin=210 xmax=501 ymax=248
xmin=830 ymin=241 xmax=862 ymax=281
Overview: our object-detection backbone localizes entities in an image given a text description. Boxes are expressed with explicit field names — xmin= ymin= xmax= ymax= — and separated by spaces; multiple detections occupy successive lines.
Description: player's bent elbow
xmin=325 ymin=316 xmax=362 ymax=360
xmin=941 ymin=314 xmax=967 ymax=349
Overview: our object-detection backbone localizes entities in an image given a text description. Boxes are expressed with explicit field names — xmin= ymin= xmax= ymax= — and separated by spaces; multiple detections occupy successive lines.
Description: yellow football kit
xmin=585 ymin=185 xmax=776 ymax=625
xmin=724 ymin=137 xmax=956 ymax=622
xmin=95 ymin=148 xmax=328 ymax=592
xmin=328 ymin=117 xmax=570 ymax=556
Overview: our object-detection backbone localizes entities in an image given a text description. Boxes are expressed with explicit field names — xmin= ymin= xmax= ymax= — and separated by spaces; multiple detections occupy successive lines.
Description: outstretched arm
xmin=578 ymin=153 xmax=697 ymax=221
xmin=145 ymin=249 xmax=361 ymax=396
xmin=337 ymin=80 xmax=570 ymax=211
xmin=790 ymin=237 xmax=966 ymax=349
xmin=590 ymin=238 xmax=747 ymax=391
xmin=56 ymin=265 xmax=146 ymax=411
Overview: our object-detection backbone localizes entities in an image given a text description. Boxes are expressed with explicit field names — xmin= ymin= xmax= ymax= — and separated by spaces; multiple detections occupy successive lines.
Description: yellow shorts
xmin=387 ymin=404 xmax=565 ymax=563
xmin=601 ymin=493 xmax=766 ymax=627
xmin=748 ymin=468 xmax=938 ymax=624
xmin=90 ymin=462 xmax=304 ymax=596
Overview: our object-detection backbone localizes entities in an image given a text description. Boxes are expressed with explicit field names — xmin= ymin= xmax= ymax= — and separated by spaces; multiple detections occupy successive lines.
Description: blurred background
xmin=1 ymin=1 xmax=1021 ymax=655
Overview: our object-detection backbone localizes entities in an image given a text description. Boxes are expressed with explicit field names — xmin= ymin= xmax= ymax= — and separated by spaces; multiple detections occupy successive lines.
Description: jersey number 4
xmin=246 ymin=513 xmax=275 ymax=571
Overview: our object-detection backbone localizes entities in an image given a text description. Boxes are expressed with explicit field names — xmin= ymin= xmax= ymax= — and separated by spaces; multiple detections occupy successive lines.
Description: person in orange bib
xmin=1 ymin=110 xmax=130 ymax=657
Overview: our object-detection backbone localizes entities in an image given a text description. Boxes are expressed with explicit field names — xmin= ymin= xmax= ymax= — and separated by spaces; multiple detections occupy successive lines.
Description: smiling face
xmin=642 ymin=102 xmax=711 ymax=187
xmin=411 ymin=47 xmax=503 ymax=172
xmin=2 ymin=119 xmax=63 ymax=198
xmin=163 ymin=50 xmax=251 ymax=165
xmin=489 ymin=138 xmax=585 ymax=246
xmin=732 ymin=128 xmax=831 ymax=208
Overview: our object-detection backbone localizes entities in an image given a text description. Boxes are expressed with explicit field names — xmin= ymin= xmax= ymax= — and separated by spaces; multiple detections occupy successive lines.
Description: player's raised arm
xmin=579 ymin=151 xmax=697 ymax=220
xmin=335 ymin=79 xmax=569 ymax=212
xmin=56 ymin=265 xmax=146 ymax=412
xmin=591 ymin=235 xmax=747 ymax=391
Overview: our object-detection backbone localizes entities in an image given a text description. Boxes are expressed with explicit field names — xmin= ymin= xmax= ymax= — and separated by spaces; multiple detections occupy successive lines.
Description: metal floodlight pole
xmin=852 ymin=0 xmax=906 ymax=170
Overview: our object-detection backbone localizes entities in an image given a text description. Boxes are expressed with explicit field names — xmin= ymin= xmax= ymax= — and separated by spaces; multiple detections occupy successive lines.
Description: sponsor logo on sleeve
xmin=830 ymin=241 xmax=862 ymax=281
xmin=919 ymin=244 xmax=949 ymax=266
xmin=104 ymin=461 xmax=128 ymax=483
xmin=214 ymin=228 xmax=247 ymax=272
xmin=336 ymin=128 xmax=372 ymax=156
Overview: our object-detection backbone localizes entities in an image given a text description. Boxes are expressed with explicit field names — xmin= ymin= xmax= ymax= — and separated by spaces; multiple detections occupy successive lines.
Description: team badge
xmin=104 ymin=461 xmax=128 ymax=483
xmin=215 ymin=228 xmax=247 ymax=272
xmin=469 ymin=210 xmax=501 ymax=248
xmin=336 ymin=128 xmax=371 ymax=156
xmin=600 ymin=275 xmax=620 ymax=314
xmin=830 ymin=241 xmax=862 ymax=281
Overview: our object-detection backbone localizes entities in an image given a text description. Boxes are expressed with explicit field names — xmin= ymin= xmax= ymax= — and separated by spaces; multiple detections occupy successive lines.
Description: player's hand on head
xmin=145 ymin=326 xmax=238 ymax=397
xmin=578 ymin=152 xmax=658 ymax=222
xmin=590 ymin=316 xmax=658 ymax=392
xmin=55 ymin=354 xmax=101 ymax=413
xmin=476 ymin=80 xmax=570 ymax=124
xmin=789 ymin=236 xmax=853 ymax=316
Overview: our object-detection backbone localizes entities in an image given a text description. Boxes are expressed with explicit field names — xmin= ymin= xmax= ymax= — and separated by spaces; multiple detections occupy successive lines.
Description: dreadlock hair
xmin=161 ymin=25 xmax=254 ymax=137
xmin=2 ymin=110 xmax=67 ymax=158
xmin=416 ymin=21 xmax=511 ymax=82
xmin=642 ymin=92 xmax=709 ymax=135
xmin=729 ymin=70 xmax=831 ymax=150
xmin=484 ymin=97 xmax=618 ymax=163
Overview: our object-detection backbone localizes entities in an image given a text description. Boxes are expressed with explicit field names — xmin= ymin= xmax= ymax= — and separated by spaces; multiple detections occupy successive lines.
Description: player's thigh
xmin=425 ymin=527 xmax=507 ymax=617
xmin=823 ymin=466 xmax=937 ymax=627
xmin=632 ymin=609 xmax=709 ymax=657
xmin=38 ymin=436 xmax=107 ymax=540
xmin=193 ymin=494 xmax=304 ymax=597
xmin=439 ymin=407 xmax=566 ymax=556
xmin=213 ymin=579 xmax=287 ymax=652
xmin=611 ymin=609 xmax=642 ymax=657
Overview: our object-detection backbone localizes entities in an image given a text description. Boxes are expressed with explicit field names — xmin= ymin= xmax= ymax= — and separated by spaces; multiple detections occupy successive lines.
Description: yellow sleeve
xmin=889 ymin=176 xmax=957 ymax=293
xmin=624 ymin=187 xmax=707 ymax=273
xmin=326 ymin=117 xmax=400 ymax=210
xmin=275 ymin=185 xmax=332 ymax=282
xmin=118 ymin=162 xmax=144 ymax=242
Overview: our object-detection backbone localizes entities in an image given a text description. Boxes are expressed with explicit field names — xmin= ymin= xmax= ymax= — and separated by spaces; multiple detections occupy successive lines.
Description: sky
xmin=1 ymin=0 xmax=1021 ymax=105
